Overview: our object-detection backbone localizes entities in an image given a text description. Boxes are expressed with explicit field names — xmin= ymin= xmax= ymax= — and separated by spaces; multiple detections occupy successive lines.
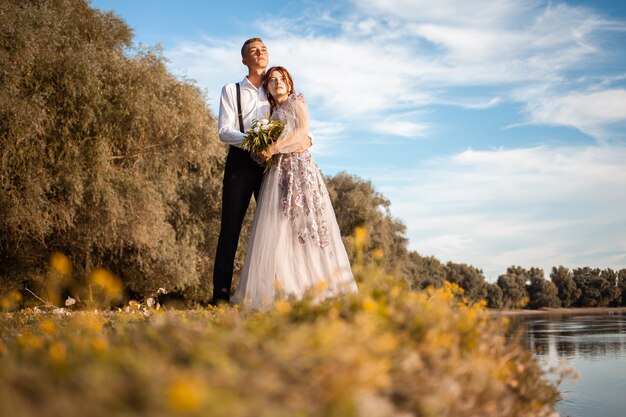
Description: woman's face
xmin=267 ymin=70 xmax=290 ymax=101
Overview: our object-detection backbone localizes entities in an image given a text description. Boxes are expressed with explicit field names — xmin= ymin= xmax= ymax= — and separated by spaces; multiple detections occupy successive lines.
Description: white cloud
xmin=524 ymin=89 xmax=626 ymax=139
xmin=167 ymin=37 xmax=244 ymax=106
xmin=370 ymin=114 xmax=431 ymax=138
xmin=372 ymin=145 xmax=626 ymax=279
xmin=307 ymin=119 xmax=348 ymax=156
xmin=166 ymin=0 xmax=625 ymax=143
xmin=352 ymin=0 xmax=538 ymax=27
xmin=436 ymin=96 xmax=503 ymax=109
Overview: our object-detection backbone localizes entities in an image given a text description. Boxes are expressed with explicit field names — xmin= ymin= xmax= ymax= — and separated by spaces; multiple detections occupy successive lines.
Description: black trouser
xmin=212 ymin=146 xmax=264 ymax=302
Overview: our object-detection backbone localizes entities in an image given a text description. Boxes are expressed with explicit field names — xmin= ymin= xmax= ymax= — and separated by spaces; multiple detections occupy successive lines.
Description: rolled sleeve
xmin=218 ymin=84 xmax=246 ymax=147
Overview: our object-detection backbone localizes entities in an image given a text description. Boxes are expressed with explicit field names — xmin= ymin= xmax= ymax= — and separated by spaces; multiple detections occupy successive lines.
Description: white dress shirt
xmin=218 ymin=76 xmax=271 ymax=148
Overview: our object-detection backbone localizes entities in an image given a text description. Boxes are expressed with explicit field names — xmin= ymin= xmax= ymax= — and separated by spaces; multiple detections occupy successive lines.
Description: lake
xmin=518 ymin=311 xmax=626 ymax=417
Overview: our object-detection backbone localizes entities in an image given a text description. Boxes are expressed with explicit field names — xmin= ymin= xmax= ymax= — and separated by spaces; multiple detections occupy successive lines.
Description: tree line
xmin=1 ymin=0 xmax=624 ymax=309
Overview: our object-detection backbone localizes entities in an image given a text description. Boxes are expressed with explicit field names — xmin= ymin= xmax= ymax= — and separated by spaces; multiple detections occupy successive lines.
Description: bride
xmin=234 ymin=66 xmax=358 ymax=309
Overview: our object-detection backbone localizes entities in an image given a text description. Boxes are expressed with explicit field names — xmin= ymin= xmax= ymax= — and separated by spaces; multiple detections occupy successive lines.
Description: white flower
xmin=65 ymin=296 xmax=76 ymax=306
xmin=261 ymin=118 xmax=269 ymax=125
xmin=261 ymin=124 xmax=269 ymax=131
xmin=157 ymin=287 xmax=168 ymax=295
xmin=146 ymin=297 xmax=155 ymax=307
xmin=254 ymin=126 xmax=261 ymax=133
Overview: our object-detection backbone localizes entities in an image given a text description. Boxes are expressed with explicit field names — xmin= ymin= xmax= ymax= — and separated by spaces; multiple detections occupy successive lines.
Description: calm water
xmin=519 ymin=312 xmax=626 ymax=417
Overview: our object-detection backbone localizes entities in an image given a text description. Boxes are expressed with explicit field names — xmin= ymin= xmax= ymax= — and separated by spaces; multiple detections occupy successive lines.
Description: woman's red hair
xmin=262 ymin=66 xmax=296 ymax=110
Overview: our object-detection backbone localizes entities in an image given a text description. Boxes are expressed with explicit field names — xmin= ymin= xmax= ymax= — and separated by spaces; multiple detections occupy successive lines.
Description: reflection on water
xmin=524 ymin=314 xmax=626 ymax=360
xmin=517 ymin=312 xmax=626 ymax=417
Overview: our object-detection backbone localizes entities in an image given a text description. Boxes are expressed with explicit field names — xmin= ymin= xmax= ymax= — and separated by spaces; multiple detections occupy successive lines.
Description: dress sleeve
xmin=274 ymin=95 xmax=311 ymax=154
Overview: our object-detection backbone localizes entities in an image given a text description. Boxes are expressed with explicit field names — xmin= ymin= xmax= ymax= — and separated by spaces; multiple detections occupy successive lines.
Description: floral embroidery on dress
xmin=276 ymin=153 xmax=330 ymax=248
xmin=273 ymin=96 xmax=330 ymax=248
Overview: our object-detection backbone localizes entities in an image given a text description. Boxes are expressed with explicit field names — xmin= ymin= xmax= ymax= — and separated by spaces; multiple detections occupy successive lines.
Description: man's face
xmin=242 ymin=41 xmax=268 ymax=69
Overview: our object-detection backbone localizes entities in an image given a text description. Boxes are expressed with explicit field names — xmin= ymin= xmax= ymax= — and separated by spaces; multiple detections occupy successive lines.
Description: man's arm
xmin=218 ymin=84 xmax=246 ymax=147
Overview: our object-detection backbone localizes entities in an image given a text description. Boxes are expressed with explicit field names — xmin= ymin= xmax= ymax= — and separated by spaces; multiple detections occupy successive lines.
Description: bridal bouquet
xmin=241 ymin=115 xmax=284 ymax=171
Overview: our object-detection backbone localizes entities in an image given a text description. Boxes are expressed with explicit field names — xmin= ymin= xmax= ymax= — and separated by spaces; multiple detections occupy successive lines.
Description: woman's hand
xmin=259 ymin=143 xmax=276 ymax=160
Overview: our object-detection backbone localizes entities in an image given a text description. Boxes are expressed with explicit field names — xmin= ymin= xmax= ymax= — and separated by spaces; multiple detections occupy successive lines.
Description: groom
xmin=211 ymin=38 xmax=268 ymax=305
xmin=211 ymin=38 xmax=310 ymax=305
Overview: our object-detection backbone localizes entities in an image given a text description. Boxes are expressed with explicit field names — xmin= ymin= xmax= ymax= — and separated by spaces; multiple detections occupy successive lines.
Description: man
xmin=211 ymin=38 xmax=310 ymax=304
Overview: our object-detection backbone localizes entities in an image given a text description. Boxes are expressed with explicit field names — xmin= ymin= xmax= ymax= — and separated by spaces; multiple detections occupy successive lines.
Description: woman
xmin=234 ymin=66 xmax=357 ymax=309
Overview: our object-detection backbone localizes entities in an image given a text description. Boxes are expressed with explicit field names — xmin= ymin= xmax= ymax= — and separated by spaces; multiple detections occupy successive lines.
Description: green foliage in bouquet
xmin=240 ymin=116 xmax=284 ymax=172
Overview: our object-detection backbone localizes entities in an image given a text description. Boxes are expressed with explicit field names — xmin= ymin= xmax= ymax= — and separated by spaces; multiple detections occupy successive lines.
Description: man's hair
xmin=241 ymin=38 xmax=264 ymax=57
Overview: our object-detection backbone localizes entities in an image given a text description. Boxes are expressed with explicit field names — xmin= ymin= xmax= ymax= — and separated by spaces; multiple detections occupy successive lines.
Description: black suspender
xmin=235 ymin=82 xmax=244 ymax=133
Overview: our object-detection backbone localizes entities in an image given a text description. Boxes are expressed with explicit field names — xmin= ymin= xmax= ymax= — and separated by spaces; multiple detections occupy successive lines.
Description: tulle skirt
xmin=234 ymin=152 xmax=357 ymax=310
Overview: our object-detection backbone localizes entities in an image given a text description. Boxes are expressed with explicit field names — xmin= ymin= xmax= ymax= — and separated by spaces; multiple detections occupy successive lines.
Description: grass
xmin=0 ymin=260 xmax=560 ymax=417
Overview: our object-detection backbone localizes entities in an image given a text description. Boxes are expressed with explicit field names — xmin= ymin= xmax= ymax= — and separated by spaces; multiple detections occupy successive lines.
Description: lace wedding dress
xmin=234 ymin=94 xmax=357 ymax=309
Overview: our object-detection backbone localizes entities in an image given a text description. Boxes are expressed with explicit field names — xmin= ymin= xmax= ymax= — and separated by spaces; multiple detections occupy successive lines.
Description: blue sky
xmin=91 ymin=0 xmax=626 ymax=280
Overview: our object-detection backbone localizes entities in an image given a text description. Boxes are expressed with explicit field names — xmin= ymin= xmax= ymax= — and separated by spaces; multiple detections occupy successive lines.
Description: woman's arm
xmin=270 ymin=95 xmax=311 ymax=154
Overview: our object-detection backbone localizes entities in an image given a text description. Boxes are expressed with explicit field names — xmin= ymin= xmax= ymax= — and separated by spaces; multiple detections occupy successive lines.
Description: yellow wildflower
xmin=90 ymin=337 xmax=108 ymax=352
xmin=48 ymin=342 xmax=67 ymax=365
xmin=354 ymin=226 xmax=367 ymax=249
xmin=362 ymin=297 xmax=378 ymax=313
xmin=50 ymin=252 xmax=72 ymax=275
xmin=167 ymin=377 xmax=207 ymax=413
xmin=39 ymin=319 xmax=57 ymax=335
xmin=90 ymin=268 xmax=123 ymax=299
xmin=371 ymin=248 xmax=384 ymax=260
xmin=371 ymin=332 xmax=398 ymax=353
xmin=274 ymin=299 xmax=292 ymax=314
xmin=11 ymin=290 xmax=22 ymax=303
xmin=16 ymin=333 xmax=44 ymax=351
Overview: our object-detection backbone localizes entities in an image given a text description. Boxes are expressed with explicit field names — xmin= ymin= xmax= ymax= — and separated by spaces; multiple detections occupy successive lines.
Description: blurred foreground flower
xmin=50 ymin=252 xmax=72 ymax=276
xmin=48 ymin=342 xmax=67 ymax=365
xmin=90 ymin=268 xmax=123 ymax=299
xmin=1 ymin=291 xmax=22 ymax=311
xmin=167 ymin=378 xmax=207 ymax=413
xmin=39 ymin=320 xmax=56 ymax=334
xmin=354 ymin=226 xmax=367 ymax=248
xmin=0 ymin=249 xmax=560 ymax=417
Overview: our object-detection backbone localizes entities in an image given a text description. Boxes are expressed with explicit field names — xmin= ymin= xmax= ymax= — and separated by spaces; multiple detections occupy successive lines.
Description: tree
xmin=0 ymin=0 xmax=225 ymax=301
xmin=572 ymin=268 xmax=616 ymax=307
xmin=526 ymin=268 xmax=559 ymax=309
xmin=325 ymin=172 xmax=410 ymax=278
xmin=403 ymin=252 xmax=447 ymax=289
xmin=325 ymin=173 xmax=465 ymax=291
xmin=600 ymin=269 xmax=621 ymax=307
xmin=497 ymin=266 xmax=529 ymax=309
xmin=550 ymin=266 xmax=580 ymax=308
xmin=618 ymin=269 xmax=626 ymax=306
xmin=445 ymin=262 xmax=488 ymax=303
xmin=485 ymin=283 xmax=504 ymax=309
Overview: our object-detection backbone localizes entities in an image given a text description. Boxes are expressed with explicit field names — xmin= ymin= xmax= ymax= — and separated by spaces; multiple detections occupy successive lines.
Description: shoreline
xmin=489 ymin=306 xmax=626 ymax=317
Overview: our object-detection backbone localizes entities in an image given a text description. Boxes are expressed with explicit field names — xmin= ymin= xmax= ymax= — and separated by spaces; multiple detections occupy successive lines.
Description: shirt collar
xmin=240 ymin=75 xmax=264 ymax=92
